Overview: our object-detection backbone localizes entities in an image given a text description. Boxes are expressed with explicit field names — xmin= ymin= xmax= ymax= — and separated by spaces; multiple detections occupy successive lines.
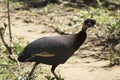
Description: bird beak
xmin=92 ymin=22 xmax=96 ymax=27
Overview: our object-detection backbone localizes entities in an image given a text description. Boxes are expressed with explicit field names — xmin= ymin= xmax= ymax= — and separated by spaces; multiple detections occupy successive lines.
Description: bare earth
xmin=1 ymin=3 xmax=120 ymax=80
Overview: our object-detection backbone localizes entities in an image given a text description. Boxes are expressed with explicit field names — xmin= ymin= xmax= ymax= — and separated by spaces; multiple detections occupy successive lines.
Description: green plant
xmin=45 ymin=74 xmax=65 ymax=80
xmin=109 ymin=54 xmax=120 ymax=67
xmin=11 ymin=36 xmax=27 ymax=55
xmin=0 ymin=34 xmax=28 ymax=80
xmin=106 ymin=18 xmax=120 ymax=33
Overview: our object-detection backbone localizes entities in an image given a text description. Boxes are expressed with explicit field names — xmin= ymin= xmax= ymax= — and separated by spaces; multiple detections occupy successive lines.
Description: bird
xmin=18 ymin=18 xmax=96 ymax=80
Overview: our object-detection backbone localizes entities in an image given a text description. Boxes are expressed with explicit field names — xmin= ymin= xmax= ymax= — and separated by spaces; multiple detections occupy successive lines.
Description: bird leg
xmin=51 ymin=64 xmax=60 ymax=80
xmin=26 ymin=62 xmax=39 ymax=80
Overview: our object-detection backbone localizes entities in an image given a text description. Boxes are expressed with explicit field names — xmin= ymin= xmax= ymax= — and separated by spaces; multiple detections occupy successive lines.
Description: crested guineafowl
xmin=18 ymin=19 xmax=96 ymax=80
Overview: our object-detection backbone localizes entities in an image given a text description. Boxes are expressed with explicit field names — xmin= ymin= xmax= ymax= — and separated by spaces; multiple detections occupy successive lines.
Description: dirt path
xmin=59 ymin=54 xmax=120 ymax=80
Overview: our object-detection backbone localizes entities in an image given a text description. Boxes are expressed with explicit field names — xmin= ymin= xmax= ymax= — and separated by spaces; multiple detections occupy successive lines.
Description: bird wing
xmin=23 ymin=35 xmax=74 ymax=57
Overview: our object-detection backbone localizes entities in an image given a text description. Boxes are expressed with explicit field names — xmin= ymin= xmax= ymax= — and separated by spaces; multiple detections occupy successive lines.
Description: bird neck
xmin=74 ymin=30 xmax=87 ymax=50
xmin=77 ymin=30 xmax=87 ymax=41
xmin=82 ymin=24 xmax=88 ymax=32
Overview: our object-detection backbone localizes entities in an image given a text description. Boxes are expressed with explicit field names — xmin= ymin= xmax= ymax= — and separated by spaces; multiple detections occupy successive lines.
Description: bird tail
xmin=17 ymin=52 xmax=26 ymax=62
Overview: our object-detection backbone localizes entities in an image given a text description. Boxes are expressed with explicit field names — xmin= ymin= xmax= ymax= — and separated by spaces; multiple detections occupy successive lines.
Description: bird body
xmin=18 ymin=31 xmax=87 ymax=65
xmin=18 ymin=19 xmax=96 ymax=80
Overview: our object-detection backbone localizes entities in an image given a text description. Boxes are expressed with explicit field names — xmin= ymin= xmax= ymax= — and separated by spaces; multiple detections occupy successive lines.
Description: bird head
xmin=82 ymin=19 xmax=96 ymax=31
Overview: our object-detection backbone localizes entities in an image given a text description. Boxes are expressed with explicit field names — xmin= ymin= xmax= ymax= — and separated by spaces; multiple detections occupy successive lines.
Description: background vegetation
xmin=0 ymin=0 xmax=120 ymax=80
